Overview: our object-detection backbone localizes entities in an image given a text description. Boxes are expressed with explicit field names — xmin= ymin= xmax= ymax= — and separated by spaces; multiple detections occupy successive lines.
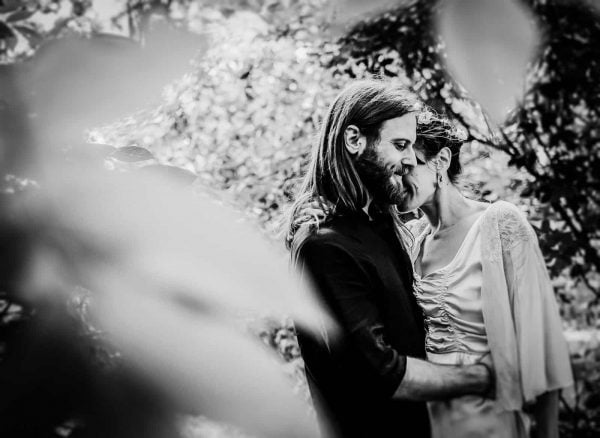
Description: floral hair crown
xmin=417 ymin=109 xmax=468 ymax=142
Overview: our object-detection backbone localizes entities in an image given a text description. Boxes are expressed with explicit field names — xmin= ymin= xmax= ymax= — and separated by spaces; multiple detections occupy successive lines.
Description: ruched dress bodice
xmin=409 ymin=213 xmax=528 ymax=438
xmin=413 ymin=230 xmax=488 ymax=358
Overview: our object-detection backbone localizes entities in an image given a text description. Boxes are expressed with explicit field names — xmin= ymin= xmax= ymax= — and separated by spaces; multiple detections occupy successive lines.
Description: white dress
xmin=409 ymin=211 xmax=528 ymax=438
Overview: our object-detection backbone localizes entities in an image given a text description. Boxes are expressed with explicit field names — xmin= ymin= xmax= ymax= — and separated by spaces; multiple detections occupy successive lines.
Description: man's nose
xmin=401 ymin=147 xmax=417 ymax=168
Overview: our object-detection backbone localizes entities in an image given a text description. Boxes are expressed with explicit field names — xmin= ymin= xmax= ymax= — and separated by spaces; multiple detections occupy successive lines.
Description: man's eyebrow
xmin=390 ymin=137 xmax=413 ymax=143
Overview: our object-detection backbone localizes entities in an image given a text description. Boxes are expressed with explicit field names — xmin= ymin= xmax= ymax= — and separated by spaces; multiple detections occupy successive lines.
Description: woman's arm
xmin=496 ymin=203 xmax=571 ymax=428
xmin=498 ymin=203 xmax=573 ymax=408
xmin=533 ymin=390 xmax=559 ymax=438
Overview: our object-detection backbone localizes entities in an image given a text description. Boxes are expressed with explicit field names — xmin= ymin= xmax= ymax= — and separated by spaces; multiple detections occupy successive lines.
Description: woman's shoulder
xmin=482 ymin=200 xmax=535 ymax=245
xmin=485 ymin=200 xmax=523 ymax=214
xmin=483 ymin=200 xmax=528 ymax=223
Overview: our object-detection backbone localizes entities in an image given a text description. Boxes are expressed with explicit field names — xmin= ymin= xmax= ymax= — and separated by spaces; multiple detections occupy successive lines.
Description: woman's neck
xmin=420 ymin=185 xmax=473 ymax=233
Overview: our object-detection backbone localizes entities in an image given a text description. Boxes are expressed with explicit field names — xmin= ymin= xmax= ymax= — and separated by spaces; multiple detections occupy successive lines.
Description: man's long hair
xmin=284 ymin=80 xmax=422 ymax=255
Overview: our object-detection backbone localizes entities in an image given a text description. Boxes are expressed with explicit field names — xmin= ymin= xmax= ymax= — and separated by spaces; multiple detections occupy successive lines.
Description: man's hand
xmin=476 ymin=353 xmax=495 ymax=399
xmin=287 ymin=197 xmax=334 ymax=248
xmin=292 ymin=198 xmax=332 ymax=228
xmin=392 ymin=357 xmax=495 ymax=402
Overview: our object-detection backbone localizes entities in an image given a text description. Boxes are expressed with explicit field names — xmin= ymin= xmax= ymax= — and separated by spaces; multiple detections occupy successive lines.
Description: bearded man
xmin=285 ymin=80 xmax=493 ymax=438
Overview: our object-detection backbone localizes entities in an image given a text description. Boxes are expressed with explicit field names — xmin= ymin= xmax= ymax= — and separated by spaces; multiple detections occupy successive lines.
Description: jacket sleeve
xmin=297 ymin=236 xmax=407 ymax=397
xmin=500 ymin=206 xmax=574 ymax=402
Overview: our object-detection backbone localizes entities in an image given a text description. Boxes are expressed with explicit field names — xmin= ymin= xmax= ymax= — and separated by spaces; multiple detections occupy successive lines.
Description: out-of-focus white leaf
xmin=19 ymin=24 xmax=205 ymax=154
xmin=136 ymin=164 xmax=198 ymax=186
xmin=438 ymin=0 xmax=540 ymax=124
xmin=17 ymin=163 xmax=332 ymax=332
xmin=96 ymin=280 xmax=318 ymax=438
xmin=13 ymin=162 xmax=333 ymax=436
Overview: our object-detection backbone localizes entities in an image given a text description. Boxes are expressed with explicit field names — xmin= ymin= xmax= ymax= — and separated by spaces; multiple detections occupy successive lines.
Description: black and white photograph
xmin=0 ymin=0 xmax=598 ymax=437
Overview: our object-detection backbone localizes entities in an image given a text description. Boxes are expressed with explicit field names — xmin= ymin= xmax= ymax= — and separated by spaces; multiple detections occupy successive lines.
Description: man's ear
xmin=344 ymin=125 xmax=367 ymax=156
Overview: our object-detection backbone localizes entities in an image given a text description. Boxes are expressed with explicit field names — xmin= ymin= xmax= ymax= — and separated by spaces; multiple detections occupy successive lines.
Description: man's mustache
xmin=392 ymin=165 xmax=412 ymax=177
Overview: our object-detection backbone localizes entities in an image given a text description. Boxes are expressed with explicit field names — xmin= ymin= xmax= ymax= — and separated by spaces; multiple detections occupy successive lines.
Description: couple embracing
xmin=284 ymin=80 xmax=573 ymax=438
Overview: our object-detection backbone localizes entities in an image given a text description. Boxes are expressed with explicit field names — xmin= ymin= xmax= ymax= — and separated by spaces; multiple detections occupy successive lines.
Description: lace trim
xmin=404 ymin=217 xmax=429 ymax=262
xmin=481 ymin=201 xmax=533 ymax=263
xmin=498 ymin=205 xmax=534 ymax=249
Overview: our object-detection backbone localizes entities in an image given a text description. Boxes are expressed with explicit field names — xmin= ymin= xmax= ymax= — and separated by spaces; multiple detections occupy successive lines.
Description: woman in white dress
xmin=397 ymin=115 xmax=573 ymax=438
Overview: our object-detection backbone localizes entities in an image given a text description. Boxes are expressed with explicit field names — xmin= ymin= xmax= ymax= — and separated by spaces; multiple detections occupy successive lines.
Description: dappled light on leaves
xmin=95 ymin=6 xmax=342 ymax=231
xmin=325 ymin=0 xmax=412 ymax=36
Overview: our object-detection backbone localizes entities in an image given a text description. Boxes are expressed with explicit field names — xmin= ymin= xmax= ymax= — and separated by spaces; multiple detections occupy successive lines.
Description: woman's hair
xmin=284 ymin=79 xmax=422 ymax=251
xmin=415 ymin=112 xmax=466 ymax=184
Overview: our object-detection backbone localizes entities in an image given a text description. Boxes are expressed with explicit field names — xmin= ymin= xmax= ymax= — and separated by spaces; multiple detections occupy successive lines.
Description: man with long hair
xmin=285 ymin=80 xmax=493 ymax=438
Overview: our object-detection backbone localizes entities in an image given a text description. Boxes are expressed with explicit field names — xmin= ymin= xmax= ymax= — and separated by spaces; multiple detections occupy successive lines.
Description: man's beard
xmin=355 ymin=148 xmax=405 ymax=206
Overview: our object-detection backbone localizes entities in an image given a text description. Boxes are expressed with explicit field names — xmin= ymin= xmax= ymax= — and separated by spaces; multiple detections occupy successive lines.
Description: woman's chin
xmin=397 ymin=205 xmax=414 ymax=214
xmin=396 ymin=197 xmax=417 ymax=214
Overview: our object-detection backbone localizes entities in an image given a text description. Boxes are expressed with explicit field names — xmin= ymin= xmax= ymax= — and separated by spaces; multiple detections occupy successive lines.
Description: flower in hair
xmin=454 ymin=126 xmax=468 ymax=141
xmin=417 ymin=109 xmax=434 ymax=125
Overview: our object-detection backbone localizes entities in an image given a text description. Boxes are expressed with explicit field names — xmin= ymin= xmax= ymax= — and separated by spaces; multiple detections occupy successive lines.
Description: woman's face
xmin=397 ymin=146 xmax=438 ymax=213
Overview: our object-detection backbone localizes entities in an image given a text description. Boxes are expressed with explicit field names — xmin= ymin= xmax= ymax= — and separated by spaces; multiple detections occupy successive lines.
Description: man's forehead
xmin=380 ymin=114 xmax=417 ymax=140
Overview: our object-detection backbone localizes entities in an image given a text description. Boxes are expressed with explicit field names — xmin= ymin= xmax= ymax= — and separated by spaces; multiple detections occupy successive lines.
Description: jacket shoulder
xmin=301 ymin=222 xmax=358 ymax=249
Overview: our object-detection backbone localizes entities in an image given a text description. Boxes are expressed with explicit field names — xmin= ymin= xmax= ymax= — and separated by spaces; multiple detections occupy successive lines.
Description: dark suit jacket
xmin=295 ymin=211 xmax=430 ymax=438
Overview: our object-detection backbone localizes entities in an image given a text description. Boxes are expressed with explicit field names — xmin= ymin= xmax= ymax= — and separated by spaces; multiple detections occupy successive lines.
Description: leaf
xmin=325 ymin=0 xmax=413 ymax=37
xmin=5 ymin=34 xmax=18 ymax=51
xmin=46 ymin=17 xmax=69 ymax=38
xmin=6 ymin=8 xmax=37 ymax=23
xmin=137 ymin=164 xmax=197 ymax=186
xmin=20 ymin=28 xmax=207 ymax=150
xmin=97 ymin=287 xmax=319 ymax=438
xmin=67 ymin=142 xmax=117 ymax=163
xmin=13 ymin=25 xmax=41 ymax=45
xmin=0 ymin=2 xmax=20 ymax=14
xmin=438 ymin=0 xmax=540 ymax=125
xmin=110 ymin=146 xmax=155 ymax=162
xmin=0 ymin=21 xmax=15 ymax=39
xmin=12 ymin=163 xmax=333 ymax=436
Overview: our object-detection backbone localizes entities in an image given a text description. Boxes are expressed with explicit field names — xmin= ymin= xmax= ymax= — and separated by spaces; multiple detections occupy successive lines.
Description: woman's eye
xmin=393 ymin=142 xmax=407 ymax=150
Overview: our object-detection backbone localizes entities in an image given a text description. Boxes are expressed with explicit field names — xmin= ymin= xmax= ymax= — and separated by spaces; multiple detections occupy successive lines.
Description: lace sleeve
xmin=479 ymin=200 xmax=573 ymax=408
xmin=497 ymin=203 xmax=536 ymax=251
xmin=496 ymin=202 xmax=574 ymax=401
